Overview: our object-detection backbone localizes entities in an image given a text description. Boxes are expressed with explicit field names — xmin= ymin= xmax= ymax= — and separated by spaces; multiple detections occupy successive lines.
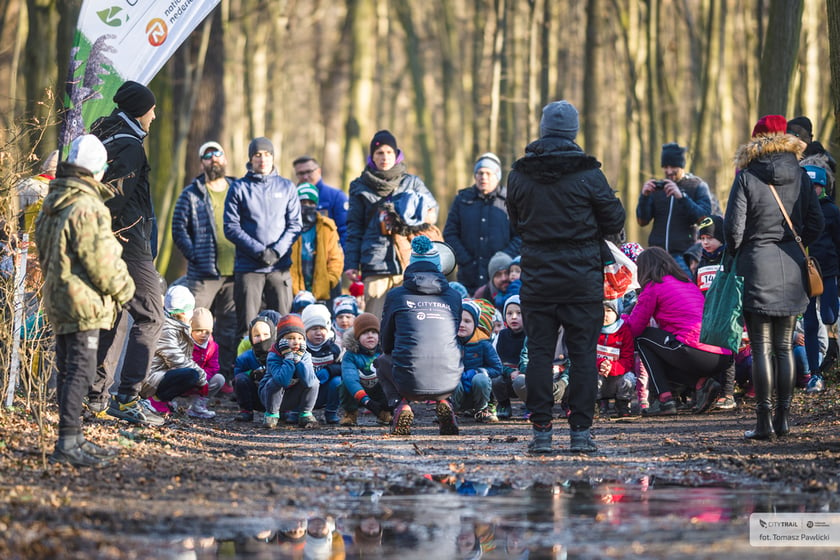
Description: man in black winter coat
xmin=507 ymin=100 xmax=626 ymax=454
xmin=87 ymin=80 xmax=166 ymax=427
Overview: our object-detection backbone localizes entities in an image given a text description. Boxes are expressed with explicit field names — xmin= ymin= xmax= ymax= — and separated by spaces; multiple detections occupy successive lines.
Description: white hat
xmin=198 ymin=141 xmax=223 ymax=158
xmin=301 ymin=303 xmax=332 ymax=332
xmin=67 ymin=134 xmax=108 ymax=175
xmin=164 ymin=285 xmax=195 ymax=314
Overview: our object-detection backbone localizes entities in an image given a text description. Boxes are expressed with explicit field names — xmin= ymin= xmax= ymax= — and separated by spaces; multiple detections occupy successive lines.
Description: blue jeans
xmin=315 ymin=375 xmax=341 ymax=414
xmin=803 ymin=275 xmax=838 ymax=372
xmin=451 ymin=372 xmax=492 ymax=412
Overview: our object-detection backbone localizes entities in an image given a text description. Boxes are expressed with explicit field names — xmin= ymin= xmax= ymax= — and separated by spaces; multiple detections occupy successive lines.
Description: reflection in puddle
xmin=145 ymin=476 xmax=840 ymax=559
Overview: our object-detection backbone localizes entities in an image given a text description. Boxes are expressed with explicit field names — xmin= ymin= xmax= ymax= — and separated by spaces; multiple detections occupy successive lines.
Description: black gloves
xmin=362 ymin=397 xmax=383 ymax=415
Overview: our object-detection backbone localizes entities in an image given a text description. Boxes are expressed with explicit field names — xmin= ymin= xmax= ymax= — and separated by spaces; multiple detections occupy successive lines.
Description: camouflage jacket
xmin=35 ymin=163 xmax=135 ymax=335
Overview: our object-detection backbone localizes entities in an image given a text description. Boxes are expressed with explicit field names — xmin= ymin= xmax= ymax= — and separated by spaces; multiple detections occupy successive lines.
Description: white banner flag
xmin=61 ymin=0 xmax=220 ymax=148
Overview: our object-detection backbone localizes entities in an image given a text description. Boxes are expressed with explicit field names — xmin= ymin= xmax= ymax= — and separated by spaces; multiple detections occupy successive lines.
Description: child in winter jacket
xmin=189 ymin=307 xmax=226 ymax=399
xmin=259 ymin=314 xmax=319 ymax=428
xmin=141 ymin=286 xmax=216 ymax=419
xmin=695 ymin=216 xmax=726 ymax=294
xmin=233 ymin=313 xmax=277 ymax=422
xmin=301 ymin=304 xmax=343 ymax=424
xmin=597 ymin=299 xmax=636 ymax=418
xmin=492 ymin=295 xmax=526 ymax=419
xmin=332 ymin=295 xmax=359 ymax=350
xmin=339 ymin=312 xmax=391 ymax=426
xmin=453 ymin=298 xmax=503 ymax=423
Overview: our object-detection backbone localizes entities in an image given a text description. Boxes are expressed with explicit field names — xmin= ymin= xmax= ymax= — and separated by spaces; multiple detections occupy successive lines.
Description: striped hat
xmin=276 ymin=313 xmax=305 ymax=339
xmin=297 ymin=182 xmax=319 ymax=204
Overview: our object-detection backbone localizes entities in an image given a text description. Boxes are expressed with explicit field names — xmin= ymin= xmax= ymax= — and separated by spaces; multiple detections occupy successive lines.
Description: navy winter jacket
xmin=344 ymin=170 xmax=436 ymax=278
xmin=224 ymin=168 xmax=302 ymax=273
xmin=636 ymin=174 xmax=712 ymax=254
xmin=809 ymin=196 xmax=840 ymax=277
xmin=443 ymin=185 xmax=521 ymax=294
xmin=381 ymin=261 xmax=463 ymax=397
xmin=172 ymin=174 xmax=235 ymax=279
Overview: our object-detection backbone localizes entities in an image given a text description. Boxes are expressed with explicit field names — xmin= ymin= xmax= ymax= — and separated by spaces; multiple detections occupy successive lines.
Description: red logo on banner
xmin=146 ymin=18 xmax=168 ymax=46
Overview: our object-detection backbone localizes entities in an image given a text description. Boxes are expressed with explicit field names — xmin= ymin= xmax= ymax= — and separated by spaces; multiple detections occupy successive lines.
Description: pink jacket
xmin=623 ymin=275 xmax=731 ymax=355
xmin=192 ymin=337 xmax=220 ymax=378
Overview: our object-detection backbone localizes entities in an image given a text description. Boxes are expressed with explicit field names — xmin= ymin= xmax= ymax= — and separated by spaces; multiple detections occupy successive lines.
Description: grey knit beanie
xmin=539 ymin=100 xmax=579 ymax=140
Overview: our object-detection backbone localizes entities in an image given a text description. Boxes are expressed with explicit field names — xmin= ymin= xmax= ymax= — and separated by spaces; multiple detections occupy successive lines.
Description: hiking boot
xmin=569 ymin=427 xmax=598 ymax=453
xmin=598 ymin=399 xmax=610 ymax=416
xmin=50 ymin=442 xmax=110 ymax=467
xmin=390 ymin=400 xmax=414 ymax=435
xmin=339 ymin=410 xmax=358 ymax=426
xmin=83 ymin=397 xmax=110 ymax=419
xmin=436 ymin=400 xmax=459 ymax=435
xmin=474 ymin=406 xmax=499 ymax=423
xmin=325 ymin=410 xmax=341 ymax=424
xmin=818 ymin=338 xmax=838 ymax=374
xmin=187 ymin=396 xmax=216 ymax=419
xmin=264 ymin=413 xmax=280 ymax=428
xmin=615 ymin=399 xmax=632 ymax=418
xmin=298 ymin=412 xmax=319 ymax=429
xmin=527 ymin=424 xmax=553 ymax=454
xmin=806 ymin=374 xmax=825 ymax=394
xmin=692 ymin=378 xmax=721 ymax=414
xmin=642 ymin=399 xmax=677 ymax=416
xmin=283 ymin=411 xmax=299 ymax=424
xmin=376 ymin=410 xmax=393 ymax=425
xmin=712 ymin=396 xmax=737 ymax=411
xmin=77 ymin=437 xmax=120 ymax=459
xmin=235 ymin=410 xmax=254 ymax=422
xmin=497 ymin=400 xmax=512 ymax=420
xmin=108 ymin=395 xmax=165 ymax=427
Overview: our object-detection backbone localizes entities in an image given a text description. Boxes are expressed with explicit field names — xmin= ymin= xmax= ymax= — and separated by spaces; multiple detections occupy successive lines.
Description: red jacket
xmin=597 ymin=321 xmax=634 ymax=377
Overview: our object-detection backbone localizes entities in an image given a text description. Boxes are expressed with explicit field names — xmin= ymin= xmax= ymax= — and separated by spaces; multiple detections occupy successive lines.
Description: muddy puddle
xmin=102 ymin=475 xmax=839 ymax=559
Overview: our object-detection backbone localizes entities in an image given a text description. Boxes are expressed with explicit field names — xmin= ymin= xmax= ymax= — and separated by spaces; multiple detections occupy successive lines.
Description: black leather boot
xmin=745 ymin=404 xmax=775 ymax=440
xmin=773 ymin=405 xmax=790 ymax=436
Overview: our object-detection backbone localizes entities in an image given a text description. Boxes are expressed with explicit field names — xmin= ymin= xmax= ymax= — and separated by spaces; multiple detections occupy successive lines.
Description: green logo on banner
xmin=97 ymin=7 xmax=128 ymax=27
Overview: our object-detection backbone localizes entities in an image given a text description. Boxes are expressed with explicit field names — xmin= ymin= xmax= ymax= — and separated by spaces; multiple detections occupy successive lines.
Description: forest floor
xmin=0 ymin=382 xmax=838 ymax=559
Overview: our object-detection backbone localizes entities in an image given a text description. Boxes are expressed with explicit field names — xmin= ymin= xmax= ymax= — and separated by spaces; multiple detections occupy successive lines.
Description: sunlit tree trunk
xmin=342 ymin=0 xmax=375 ymax=187
xmin=828 ymin=0 xmax=840 ymax=149
xmin=757 ymin=0 xmax=804 ymax=115
xmin=24 ymin=0 xmax=58 ymax=153
xmin=582 ymin=0 xmax=602 ymax=156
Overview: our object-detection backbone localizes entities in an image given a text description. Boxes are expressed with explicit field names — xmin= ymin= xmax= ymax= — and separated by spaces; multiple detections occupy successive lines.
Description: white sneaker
xmin=187 ymin=396 xmax=216 ymax=419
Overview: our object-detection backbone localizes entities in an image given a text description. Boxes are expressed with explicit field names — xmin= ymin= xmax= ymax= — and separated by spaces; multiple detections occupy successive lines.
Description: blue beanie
xmin=409 ymin=235 xmax=441 ymax=271
xmin=449 ymin=282 xmax=470 ymax=299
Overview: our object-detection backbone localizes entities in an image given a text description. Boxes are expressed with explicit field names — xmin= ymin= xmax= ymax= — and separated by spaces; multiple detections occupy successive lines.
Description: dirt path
xmin=1 ymin=387 xmax=838 ymax=558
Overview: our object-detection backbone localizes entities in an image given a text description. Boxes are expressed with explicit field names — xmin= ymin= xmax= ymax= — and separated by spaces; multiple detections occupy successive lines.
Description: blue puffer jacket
xmin=315 ymin=179 xmax=349 ymax=248
xmin=172 ymin=174 xmax=235 ymax=279
xmin=636 ymin=174 xmax=712 ymax=254
xmin=224 ymin=168 xmax=302 ymax=273
xmin=444 ymin=185 xmax=521 ymax=293
xmin=344 ymin=168 xmax=436 ymax=278
xmin=381 ymin=261 xmax=463 ymax=397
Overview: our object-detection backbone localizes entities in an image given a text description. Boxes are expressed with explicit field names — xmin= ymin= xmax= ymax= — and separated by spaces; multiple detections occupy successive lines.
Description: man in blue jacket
xmin=292 ymin=155 xmax=348 ymax=247
xmin=224 ymin=137 xmax=302 ymax=338
xmin=444 ymin=152 xmax=520 ymax=295
xmin=172 ymin=141 xmax=238 ymax=381
xmin=376 ymin=236 xmax=463 ymax=436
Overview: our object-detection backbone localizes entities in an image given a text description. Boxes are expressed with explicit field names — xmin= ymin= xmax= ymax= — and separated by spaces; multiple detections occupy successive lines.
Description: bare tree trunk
xmin=757 ymin=0 xmax=804 ymax=115
xmin=582 ymin=0 xmax=602 ymax=156
xmin=488 ymin=0 xmax=505 ymax=155
xmin=221 ymin=0 xmax=249 ymax=170
xmin=24 ymin=0 xmax=58 ymax=154
xmin=393 ymin=1 xmax=437 ymax=205
xmin=828 ymin=0 xmax=840 ymax=150
xmin=342 ymin=0 xmax=376 ymax=187
xmin=440 ymin=0 xmax=468 ymax=203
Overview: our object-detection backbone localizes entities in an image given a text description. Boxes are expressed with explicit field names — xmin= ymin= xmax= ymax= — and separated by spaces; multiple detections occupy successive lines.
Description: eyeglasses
xmin=295 ymin=167 xmax=319 ymax=177
xmin=201 ymin=150 xmax=224 ymax=160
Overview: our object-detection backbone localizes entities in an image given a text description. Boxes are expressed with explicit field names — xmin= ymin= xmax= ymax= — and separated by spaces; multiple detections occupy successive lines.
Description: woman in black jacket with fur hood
xmin=724 ymin=115 xmax=824 ymax=440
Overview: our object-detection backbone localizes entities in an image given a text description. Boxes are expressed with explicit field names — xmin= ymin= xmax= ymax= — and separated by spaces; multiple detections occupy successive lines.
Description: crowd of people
xmin=12 ymin=80 xmax=836 ymax=466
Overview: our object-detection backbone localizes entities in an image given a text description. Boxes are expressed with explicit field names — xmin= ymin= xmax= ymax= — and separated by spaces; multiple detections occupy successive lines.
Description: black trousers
xmin=521 ymin=300 xmax=602 ymax=429
xmin=234 ymin=270 xmax=293 ymax=339
xmin=94 ymin=259 xmax=164 ymax=399
xmin=56 ymin=330 xmax=99 ymax=437
xmin=635 ymin=327 xmax=733 ymax=397
xmin=156 ymin=367 xmax=202 ymax=401
xmin=744 ymin=313 xmax=796 ymax=410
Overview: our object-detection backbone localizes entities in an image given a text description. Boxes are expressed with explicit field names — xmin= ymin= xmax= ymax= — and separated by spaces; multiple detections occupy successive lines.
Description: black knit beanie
xmin=787 ymin=116 xmax=813 ymax=143
xmin=370 ymin=130 xmax=398 ymax=156
xmin=660 ymin=142 xmax=686 ymax=168
xmin=248 ymin=137 xmax=274 ymax=158
xmin=698 ymin=215 xmax=725 ymax=245
xmin=113 ymin=81 xmax=156 ymax=118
